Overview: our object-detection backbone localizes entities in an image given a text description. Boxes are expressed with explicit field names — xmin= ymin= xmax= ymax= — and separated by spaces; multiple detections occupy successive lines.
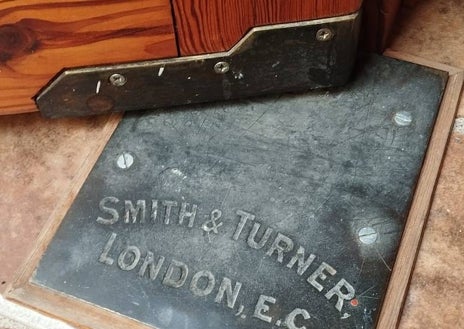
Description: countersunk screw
xmin=393 ymin=111 xmax=413 ymax=127
xmin=358 ymin=227 xmax=378 ymax=245
xmin=116 ymin=152 xmax=134 ymax=169
xmin=109 ymin=73 xmax=127 ymax=87
xmin=316 ymin=28 xmax=334 ymax=41
xmin=214 ymin=61 xmax=230 ymax=74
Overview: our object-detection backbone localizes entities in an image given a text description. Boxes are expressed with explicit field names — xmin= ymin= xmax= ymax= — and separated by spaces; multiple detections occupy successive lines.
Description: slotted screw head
xmin=116 ymin=152 xmax=134 ymax=169
xmin=393 ymin=111 xmax=413 ymax=127
xmin=358 ymin=227 xmax=378 ymax=245
xmin=109 ymin=73 xmax=127 ymax=87
xmin=214 ymin=61 xmax=230 ymax=74
xmin=316 ymin=28 xmax=334 ymax=41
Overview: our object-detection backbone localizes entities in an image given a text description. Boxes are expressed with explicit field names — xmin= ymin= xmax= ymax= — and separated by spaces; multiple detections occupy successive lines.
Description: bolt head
xmin=116 ymin=152 xmax=134 ymax=169
xmin=109 ymin=73 xmax=127 ymax=87
xmin=393 ymin=111 xmax=413 ymax=127
xmin=316 ymin=28 xmax=334 ymax=41
xmin=358 ymin=227 xmax=378 ymax=245
xmin=214 ymin=61 xmax=230 ymax=74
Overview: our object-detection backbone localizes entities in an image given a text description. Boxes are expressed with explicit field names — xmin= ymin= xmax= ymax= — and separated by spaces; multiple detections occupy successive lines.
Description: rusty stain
xmin=86 ymin=95 xmax=115 ymax=113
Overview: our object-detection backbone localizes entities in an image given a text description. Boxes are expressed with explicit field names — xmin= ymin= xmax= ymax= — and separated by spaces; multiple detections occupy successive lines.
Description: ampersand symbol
xmin=202 ymin=209 xmax=223 ymax=234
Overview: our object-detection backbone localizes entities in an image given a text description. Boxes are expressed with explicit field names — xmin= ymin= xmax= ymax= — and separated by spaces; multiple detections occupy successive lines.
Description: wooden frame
xmin=377 ymin=50 xmax=464 ymax=329
xmin=5 ymin=52 xmax=464 ymax=329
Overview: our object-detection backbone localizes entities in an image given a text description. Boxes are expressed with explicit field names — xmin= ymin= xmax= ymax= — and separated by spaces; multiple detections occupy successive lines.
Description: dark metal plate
xmin=32 ymin=54 xmax=446 ymax=329
xmin=36 ymin=13 xmax=360 ymax=118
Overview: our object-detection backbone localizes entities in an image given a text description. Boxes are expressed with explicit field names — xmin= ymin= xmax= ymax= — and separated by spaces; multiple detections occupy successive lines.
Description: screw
xmin=116 ymin=152 xmax=134 ymax=169
xmin=393 ymin=111 xmax=413 ymax=127
xmin=358 ymin=227 xmax=378 ymax=245
xmin=109 ymin=73 xmax=127 ymax=87
xmin=316 ymin=28 xmax=334 ymax=41
xmin=214 ymin=61 xmax=230 ymax=74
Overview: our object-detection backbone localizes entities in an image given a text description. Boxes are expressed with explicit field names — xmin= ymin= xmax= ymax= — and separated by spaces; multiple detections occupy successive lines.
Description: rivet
xmin=116 ymin=152 xmax=134 ymax=169
xmin=393 ymin=111 xmax=413 ymax=127
xmin=316 ymin=28 xmax=334 ymax=41
xmin=109 ymin=73 xmax=127 ymax=87
xmin=358 ymin=227 xmax=378 ymax=245
xmin=214 ymin=61 xmax=230 ymax=74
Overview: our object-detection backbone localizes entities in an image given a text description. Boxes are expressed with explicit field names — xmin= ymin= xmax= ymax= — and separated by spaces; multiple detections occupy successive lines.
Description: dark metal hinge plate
xmin=36 ymin=13 xmax=360 ymax=118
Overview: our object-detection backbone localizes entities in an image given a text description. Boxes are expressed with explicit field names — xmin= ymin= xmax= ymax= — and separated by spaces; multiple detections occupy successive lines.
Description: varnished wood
xmin=377 ymin=50 xmax=464 ymax=329
xmin=362 ymin=0 xmax=403 ymax=52
xmin=0 ymin=0 xmax=177 ymax=115
xmin=172 ymin=0 xmax=362 ymax=55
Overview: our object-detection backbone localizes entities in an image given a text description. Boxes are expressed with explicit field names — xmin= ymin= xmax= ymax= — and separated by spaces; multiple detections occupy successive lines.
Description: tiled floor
xmin=0 ymin=295 xmax=73 ymax=329
xmin=390 ymin=1 xmax=464 ymax=327
xmin=1 ymin=0 xmax=463 ymax=328
xmin=0 ymin=113 xmax=112 ymax=291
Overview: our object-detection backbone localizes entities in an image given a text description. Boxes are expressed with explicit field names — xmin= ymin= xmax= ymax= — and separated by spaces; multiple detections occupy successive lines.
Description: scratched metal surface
xmin=33 ymin=55 xmax=446 ymax=329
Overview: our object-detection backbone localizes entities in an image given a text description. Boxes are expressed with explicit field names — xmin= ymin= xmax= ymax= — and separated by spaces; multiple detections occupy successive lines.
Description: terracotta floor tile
xmin=390 ymin=0 xmax=464 ymax=117
xmin=399 ymin=133 xmax=464 ymax=328
xmin=0 ymin=113 xmax=113 ymax=292
xmin=391 ymin=0 xmax=464 ymax=69
xmin=388 ymin=1 xmax=464 ymax=328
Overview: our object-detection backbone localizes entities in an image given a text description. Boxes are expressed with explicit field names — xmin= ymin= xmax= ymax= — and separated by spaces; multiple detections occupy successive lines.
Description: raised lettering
xmin=151 ymin=200 xmax=158 ymax=222
xmin=215 ymin=277 xmax=242 ymax=309
xmin=325 ymin=279 xmax=355 ymax=312
xmin=163 ymin=259 xmax=188 ymax=288
xmin=307 ymin=262 xmax=336 ymax=292
xmin=285 ymin=308 xmax=311 ymax=329
xmin=247 ymin=222 xmax=273 ymax=249
xmin=163 ymin=201 xmax=178 ymax=225
xmin=190 ymin=270 xmax=215 ymax=297
xmin=202 ymin=209 xmax=223 ymax=234
xmin=178 ymin=202 xmax=197 ymax=228
xmin=233 ymin=210 xmax=255 ymax=240
xmin=253 ymin=295 xmax=276 ymax=323
xmin=138 ymin=251 xmax=165 ymax=280
xmin=96 ymin=197 xmax=119 ymax=225
xmin=118 ymin=246 xmax=141 ymax=271
xmin=99 ymin=232 xmax=117 ymax=265
xmin=124 ymin=200 xmax=146 ymax=224
xmin=287 ymin=246 xmax=316 ymax=276
xmin=266 ymin=233 xmax=294 ymax=263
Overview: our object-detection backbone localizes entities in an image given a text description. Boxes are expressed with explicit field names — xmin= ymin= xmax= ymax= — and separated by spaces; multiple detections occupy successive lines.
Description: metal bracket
xmin=36 ymin=13 xmax=360 ymax=118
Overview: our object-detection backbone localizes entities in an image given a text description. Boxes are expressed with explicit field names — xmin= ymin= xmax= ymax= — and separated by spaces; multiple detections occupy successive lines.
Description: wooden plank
xmin=254 ymin=0 xmax=362 ymax=24
xmin=172 ymin=0 xmax=362 ymax=55
xmin=0 ymin=0 xmax=177 ymax=115
xmin=171 ymin=0 xmax=254 ymax=56
xmin=377 ymin=51 xmax=464 ymax=329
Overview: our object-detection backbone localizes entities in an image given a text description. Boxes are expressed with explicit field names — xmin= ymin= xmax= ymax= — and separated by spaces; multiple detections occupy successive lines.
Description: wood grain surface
xmin=172 ymin=0 xmax=362 ymax=55
xmin=0 ymin=0 xmax=177 ymax=115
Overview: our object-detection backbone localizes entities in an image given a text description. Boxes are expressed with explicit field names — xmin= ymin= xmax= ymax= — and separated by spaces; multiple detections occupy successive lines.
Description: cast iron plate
xmin=32 ymin=55 xmax=446 ymax=329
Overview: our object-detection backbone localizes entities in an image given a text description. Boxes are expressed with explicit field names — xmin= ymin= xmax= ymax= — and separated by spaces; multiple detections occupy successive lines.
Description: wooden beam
xmin=0 ymin=0 xmax=178 ymax=115
xmin=172 ymin=0 xmax=362 ymax=55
